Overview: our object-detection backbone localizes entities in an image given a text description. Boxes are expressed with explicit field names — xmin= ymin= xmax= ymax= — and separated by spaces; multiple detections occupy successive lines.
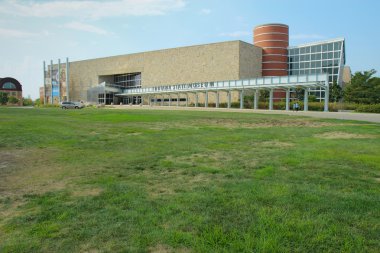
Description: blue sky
xmin=0 ymin=0 xmax=379 ymax=99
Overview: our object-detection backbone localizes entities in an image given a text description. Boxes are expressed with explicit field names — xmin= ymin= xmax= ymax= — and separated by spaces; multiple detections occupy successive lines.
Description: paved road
xmin=109 ymin=105 xmax=380 ymax=123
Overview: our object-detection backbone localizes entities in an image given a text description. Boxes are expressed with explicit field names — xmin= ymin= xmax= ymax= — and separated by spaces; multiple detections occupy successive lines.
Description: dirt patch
xmin=315 ymin=132 xmax=377 ymax=139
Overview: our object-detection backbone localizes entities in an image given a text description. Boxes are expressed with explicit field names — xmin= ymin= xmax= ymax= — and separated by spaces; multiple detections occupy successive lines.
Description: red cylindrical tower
xmin=254 ymin=23 xmax=289 ymax=76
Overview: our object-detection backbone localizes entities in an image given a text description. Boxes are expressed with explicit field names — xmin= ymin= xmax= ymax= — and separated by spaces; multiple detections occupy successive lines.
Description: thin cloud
xmin=0 ymin=28 xmax=38 ymax=38
xmin=63 ymin=22 xmax=108 ymax=35
xmin=0 ymin=0 xmax=186 ymax=19
xmin=200 ymin=9 xmax=211 ymax=15
xmin=219 ymin=31 xmax=250 ymax=38
xmin=291 ymin=34 xmax=326 ymax=40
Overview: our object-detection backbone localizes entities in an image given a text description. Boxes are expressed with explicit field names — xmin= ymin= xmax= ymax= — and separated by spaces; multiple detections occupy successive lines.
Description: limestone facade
xmin=67 ymin=40 xmax=262 ymax=103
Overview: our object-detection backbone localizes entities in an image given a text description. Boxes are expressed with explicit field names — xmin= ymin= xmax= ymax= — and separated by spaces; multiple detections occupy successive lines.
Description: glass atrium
xmin=288 ymin=38 xmax=345 ymax=100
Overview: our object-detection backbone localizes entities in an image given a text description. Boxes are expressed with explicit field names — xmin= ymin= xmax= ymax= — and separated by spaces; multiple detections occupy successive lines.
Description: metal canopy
xmin=116 ymin=74 xmax=328 ymax=96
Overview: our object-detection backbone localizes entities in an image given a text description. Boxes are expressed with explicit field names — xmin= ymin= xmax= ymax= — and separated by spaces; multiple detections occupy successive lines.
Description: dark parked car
xmin=60 ymin=101 xmax=85 ymax=109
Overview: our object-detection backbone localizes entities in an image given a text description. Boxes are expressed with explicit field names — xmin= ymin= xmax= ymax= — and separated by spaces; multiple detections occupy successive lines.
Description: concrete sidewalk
xmin=108 ymin=105 xmax=380 ymax=124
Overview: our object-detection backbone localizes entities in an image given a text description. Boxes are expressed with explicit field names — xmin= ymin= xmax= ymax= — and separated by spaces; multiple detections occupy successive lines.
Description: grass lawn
xmin=0 ymin=108 xmax=379 ymax=252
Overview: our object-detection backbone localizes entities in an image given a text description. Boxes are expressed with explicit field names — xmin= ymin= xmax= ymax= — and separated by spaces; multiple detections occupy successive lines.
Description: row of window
xmin=289 ymin=60 xmax=340 ymax=69
xmin=290 ymin=67 xmax=339 ymax=75
xmin=288 ymin=52 xmax=341 ymax=62
xmin=288 ymin=42 xmax=343 ymax=55
xmin=114 ymin=73 xmax=142 ymax=89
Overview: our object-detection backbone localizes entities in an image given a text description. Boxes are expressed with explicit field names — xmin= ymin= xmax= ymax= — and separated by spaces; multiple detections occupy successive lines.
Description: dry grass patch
xmin=259 ymin=141 xmax=295 ymax=148
xmin=0 ymin=148 xmax=68 ymax=197
xmin=71 ymin=187 xmax=103 ymax=197
xmin=149 ymin=244 xmax=190 ymax=253
xmin=142 ymin=167 xmax=225 ymax=199
xmin=315 ymin=132 xmax=377 ymax=139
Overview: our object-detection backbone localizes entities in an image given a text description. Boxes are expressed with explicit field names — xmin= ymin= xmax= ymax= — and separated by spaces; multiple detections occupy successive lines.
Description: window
xmin=334 ymin=51 xmax=340 ymax=59
xmin=300 ymin=47 xmax=306 ymax=54
xmin=334 ymin=42 xmax=341 ymax=51
xmin=328 ymin=43 xmax=333 ymax=51
xmin=2 ymin=82 xmax=16 ymax=89
xmin=114 ymin=73 xmax=141 ymax=89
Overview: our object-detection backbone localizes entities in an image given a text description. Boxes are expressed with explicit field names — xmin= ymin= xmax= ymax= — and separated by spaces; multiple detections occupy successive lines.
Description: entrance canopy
xmin=115 ymin=73 xmax=330 ymax=111
xmin=117 ymin=74 xmax=328 ymax=95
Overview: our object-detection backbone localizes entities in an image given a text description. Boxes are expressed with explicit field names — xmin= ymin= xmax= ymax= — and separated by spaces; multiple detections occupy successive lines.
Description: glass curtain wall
xmin=114 ymin=73 xmax=141 ymax=89
xmin=288 ymin=39 xmax=345 ymax=100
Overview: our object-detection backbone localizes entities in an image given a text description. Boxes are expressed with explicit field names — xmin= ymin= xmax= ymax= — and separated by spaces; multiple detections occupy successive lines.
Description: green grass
xmin=0 ymin=107 xmax=379 ymax=252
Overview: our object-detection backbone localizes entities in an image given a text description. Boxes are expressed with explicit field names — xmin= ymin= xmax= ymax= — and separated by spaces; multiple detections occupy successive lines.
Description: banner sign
xmin=153 ymin=82 xmax=215 ymax=92
xmin=52 ymin=69 xmax=60 ymax=97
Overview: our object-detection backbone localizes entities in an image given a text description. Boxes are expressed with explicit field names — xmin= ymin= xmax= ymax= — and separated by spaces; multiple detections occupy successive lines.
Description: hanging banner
xmin=52 ymin=68 xmax=60 ymax=97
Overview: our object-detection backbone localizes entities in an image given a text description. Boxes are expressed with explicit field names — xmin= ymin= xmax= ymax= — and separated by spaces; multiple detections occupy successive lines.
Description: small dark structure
xmin=0 ymin=77 xmax=23 ymax=105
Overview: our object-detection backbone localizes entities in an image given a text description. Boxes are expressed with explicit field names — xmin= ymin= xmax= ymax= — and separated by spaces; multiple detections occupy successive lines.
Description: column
xmin=269 ymin=89 xmax=273 ymax=110
xmin=254 ymin=90 xmax=259 ymax=110
xmin=227 ymin=91 xmax=231 ymax=108
xmin=324 ymin=86 xmax=329 ymax=112
xmin=161 ymin=95 xmax=164 ymax=106
xmin=240 ymin=89 xmax=244 ymax=109
xmin=195 ymin=92 xmax=198 ymax=107
xmin=58 ymin=59 xmax=61 ymax=103
xmin=285 ymin=89 xmax=290 ymax=111
xmin=177 ymin=93 xmax=180 ymax=107
xmin=50 ymin=60 xmax=53 ymax=104
xmin=186 ymin=93 xmax=189 ymax=107
xmin=205 ymin=91 xmax=208 ymax=108
xmin=66 ymin=58 xmax=69 ymax=102
xmin=304 ymin=88 xmax=309 ymax=111
xmin=168 ymin=94 xmax=171 ymax=106
xmin=216 ymin=91 xmax=219 ymax=108
xmin=43 ymin=61 xmax=46 ymax=104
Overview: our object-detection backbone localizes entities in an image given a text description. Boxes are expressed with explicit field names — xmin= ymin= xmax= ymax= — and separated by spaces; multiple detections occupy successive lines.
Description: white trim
xmin=263 ymin=61 xmax=287 ymax=64
xmin=262 ymin=47 xmax=288 ymax=49
xmin=263 ymin=54 xmax=288 ymax=57
xmin=254 ymin=32 xmax=288 ymax=37
xmin=255 ymin=39 xmax=288 ymax=44
xmin=255 ymin=24 xmax=289 ymax=30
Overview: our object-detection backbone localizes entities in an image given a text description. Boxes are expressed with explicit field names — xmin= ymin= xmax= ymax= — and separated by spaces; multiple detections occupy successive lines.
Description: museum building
xmin=41 ymin=23 xmax=349 ymax=109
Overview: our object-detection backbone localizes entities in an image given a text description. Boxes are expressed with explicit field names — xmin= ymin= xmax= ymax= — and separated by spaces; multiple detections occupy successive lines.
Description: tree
xmin=0 ymin=92 xmax=8 ymax=105
xmin=329 ymin=81 xmax=343 ymax=102
xmin=8 ymin=96 xmax=19 ymax=104
xmin=344 ymin=69 xmax=380 ymax=104
xmin=23 ymin=97 xmax=33 ymax=106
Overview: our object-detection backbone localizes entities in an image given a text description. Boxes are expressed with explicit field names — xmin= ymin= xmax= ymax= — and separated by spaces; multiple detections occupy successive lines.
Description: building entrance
xmin=123 ymin=96 xmax=142 ymax=105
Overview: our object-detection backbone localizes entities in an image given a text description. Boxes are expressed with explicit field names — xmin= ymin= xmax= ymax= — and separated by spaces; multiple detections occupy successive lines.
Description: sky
xmin=0 ymin=0 xmax=379 ymax=99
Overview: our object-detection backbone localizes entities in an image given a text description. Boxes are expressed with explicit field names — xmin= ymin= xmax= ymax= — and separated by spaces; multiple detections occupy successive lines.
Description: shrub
xmin=355 ymin=104 xmax=380 ymax=113
xmin=23 ymin=98 xmax=33 ymax=106
xmin=0 ymin=92 xmax=8 ymax=105
xmin=8 ymin=96 xmax=19 ymax=104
